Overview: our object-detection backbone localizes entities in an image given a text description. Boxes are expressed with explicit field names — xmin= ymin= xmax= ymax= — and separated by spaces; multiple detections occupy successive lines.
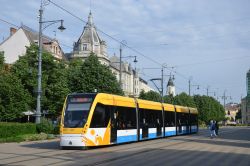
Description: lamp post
xmin=119 ymin=40 xmax=127 ymax=89
xmin=35 ymin=0 xmax=66 ymax=124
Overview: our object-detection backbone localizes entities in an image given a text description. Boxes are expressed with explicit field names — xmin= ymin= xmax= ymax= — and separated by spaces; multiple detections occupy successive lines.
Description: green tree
xmin=45 ymin=60 xmax=70 ymax=116
xmin=164 ymin=94 xmax=174 ymax=104
xmin=0 ymin=51 xmax=4 ymax=70
xmin=173 ymin=92 xmax=196 ymax=107
xmin=0 ymin=52 xmax=31 ymax=121
xmin=11 ymin=44 xmax=69 ymax=117
xmin=193 ymin=95 xmax=225 ymax=124
xmin=67 ymin=53 xmax=123 ymax=95
xmin=139 ymin=90 xmax=161 ymax=102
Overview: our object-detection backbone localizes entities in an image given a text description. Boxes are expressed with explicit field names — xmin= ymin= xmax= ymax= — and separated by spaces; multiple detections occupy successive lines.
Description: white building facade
xmin=68 ymin=12 xmax=153 ymax=97
xmin=167 ymin=77 xmax=176 ymax=96
xmin=0 ymin=25 xmax=64 ymax=64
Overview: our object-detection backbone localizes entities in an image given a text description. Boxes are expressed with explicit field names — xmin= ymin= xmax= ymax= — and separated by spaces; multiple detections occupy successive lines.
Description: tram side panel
xmin=164 ymin=111 xmax=176 ymax=136
xmin=139 ymin=108 xmax=163 ymax=140
xmin=112 ymin=105 xmax=137 ymax=144
xmin=190 ymin=113 xmax=198 ymax=133
xmin=176 ymin=112 xmax=190 ymax=135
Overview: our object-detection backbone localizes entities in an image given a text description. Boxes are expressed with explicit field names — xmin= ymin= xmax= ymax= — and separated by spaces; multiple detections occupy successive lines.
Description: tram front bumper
xmin=60 ymin=134 xmax=85 ymax=147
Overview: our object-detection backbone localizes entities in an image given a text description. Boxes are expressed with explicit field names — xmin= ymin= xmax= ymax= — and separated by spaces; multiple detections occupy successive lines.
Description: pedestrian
xmin=209 ymin=120 xmax=217 ymax=138
xmin=215 ymin=121 xmax=219 ymax=136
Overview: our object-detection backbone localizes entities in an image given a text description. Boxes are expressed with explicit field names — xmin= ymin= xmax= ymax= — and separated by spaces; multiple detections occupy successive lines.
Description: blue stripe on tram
xmin=191 ymin=129 xmax=197 ymax=132
xmin=117 ymin=135 xmax=137 ymax=143
xmin=165 ymin=131 xmax=176 ymax=136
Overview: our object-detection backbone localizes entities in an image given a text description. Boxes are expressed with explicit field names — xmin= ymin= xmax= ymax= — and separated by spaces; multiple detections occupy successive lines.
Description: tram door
xmin=110 ymin=108 xmax=117 ymax=143
xmin=156 ymin=118 xmax=162 ymax=136
xmin=142 ymin=118 xmax=148 ymax=138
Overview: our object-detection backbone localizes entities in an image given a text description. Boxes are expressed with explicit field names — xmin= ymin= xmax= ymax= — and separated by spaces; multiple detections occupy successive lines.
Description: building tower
xmin=167 ymin=77 xmax=175 ymax=96
xmin=70 ymin=11 xmax=110 ymax=65
xmin=247 ymin=69 xmax=250 ymax=97
xmin=68 ymin=11 xmax=154 ymax=97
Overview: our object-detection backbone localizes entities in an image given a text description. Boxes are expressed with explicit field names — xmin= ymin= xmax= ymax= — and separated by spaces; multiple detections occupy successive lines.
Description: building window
xmin=83 ymin=44 xmax=87 ymax=51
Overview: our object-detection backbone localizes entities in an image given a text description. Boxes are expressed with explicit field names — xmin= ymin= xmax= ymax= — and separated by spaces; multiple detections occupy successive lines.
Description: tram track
xmin=79 ymin=128 xmax=241 ymax=166
xmin=79 ymin=134 xmax=202 ymax=166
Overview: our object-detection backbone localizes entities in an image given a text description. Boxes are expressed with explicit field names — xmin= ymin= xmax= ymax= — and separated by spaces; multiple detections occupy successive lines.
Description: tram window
xmin=177 ymin=112 xmax=188 ymax=125
xmin=176 ymin=112 xmax=180 ymax=125
xmin=181 ymin=113 xmax=189 ymax=125
xmin=90 ymin=103 xmax=110 ymax=128
xmin=190 ymin=114 xmax=197 ymax=125
xmin=116 ymin=106 xmax=136 ymax=130
xmin=139 ymin=109 xmax=162 ymax=128
xmin=165 ymin=111 xmax=175 ymax=127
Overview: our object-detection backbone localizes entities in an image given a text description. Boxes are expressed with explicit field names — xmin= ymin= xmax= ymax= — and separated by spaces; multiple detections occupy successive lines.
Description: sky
xmin=0 ymin=0 xmax=250 ymax=104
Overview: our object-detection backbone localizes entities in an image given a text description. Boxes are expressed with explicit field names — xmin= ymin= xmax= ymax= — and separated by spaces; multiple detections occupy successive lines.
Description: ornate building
xmin=225 ymin=103 xmax=239 ymax=123
xmin=167 ymin=77 xmax=175 ymax=96
xmin=68 ymin=12 xmax=154 ymax=96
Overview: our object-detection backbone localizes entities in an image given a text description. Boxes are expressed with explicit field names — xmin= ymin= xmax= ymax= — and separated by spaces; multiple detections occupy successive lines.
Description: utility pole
xmin=188 ymin=77 xmax=199 ymax=96
xmin=119 ymin=44 xmax=122 ymax=88
xmin=221 ymin=90 xmax=231 ymax=108
xmin=36 ymin=2 xmax=43 ymax=124
xmin=188 ymin=79 xmax=191 ymax=96
xmin=119 ymin=40 xmax=126 ymax=89
xmin=161 ymin=67 xmax=164 ymax=103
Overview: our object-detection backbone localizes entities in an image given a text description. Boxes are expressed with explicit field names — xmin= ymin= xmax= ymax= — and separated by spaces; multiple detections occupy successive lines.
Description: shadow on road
xmin=174 ymin=127 xmax=250 ymax=149
xmin=21 ymin=140 xmax=60 ymax=150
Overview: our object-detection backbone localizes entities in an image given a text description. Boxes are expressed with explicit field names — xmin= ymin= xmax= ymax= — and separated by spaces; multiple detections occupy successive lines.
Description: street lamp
xmin=188 ymin=77 xmax=199 ymax=96
xmin=113 ymin=54 xmax=138 ymax=96
xmin=35 ymin=0 xmax=66 ymax=124
xmin=122 ymin=55 xmax=138 ymax=96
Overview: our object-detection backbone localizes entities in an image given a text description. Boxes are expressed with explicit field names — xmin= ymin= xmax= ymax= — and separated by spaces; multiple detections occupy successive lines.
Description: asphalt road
xmin=0 ymin=126 xmax=249 ymax=166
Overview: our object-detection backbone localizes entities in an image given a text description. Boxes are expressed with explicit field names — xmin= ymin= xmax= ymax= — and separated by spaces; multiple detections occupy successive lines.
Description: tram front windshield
xmin=64 ymin=96 xmax=94 ymax=128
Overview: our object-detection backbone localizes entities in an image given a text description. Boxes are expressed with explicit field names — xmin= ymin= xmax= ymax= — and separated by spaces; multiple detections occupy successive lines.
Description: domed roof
xmin=79 ymin=12 xmax=101 ymax=44
xmin=167 ymin=77 xmax=174 ymax=86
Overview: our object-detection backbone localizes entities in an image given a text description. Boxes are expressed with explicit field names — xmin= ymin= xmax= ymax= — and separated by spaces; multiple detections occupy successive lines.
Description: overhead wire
xmin=1 ymin=2 xmax=235 ymax=98
xmin=0 ymin=18 xmax=19 ymax=28
xmin=0 ymin=16 xmax=73 ymax=50
xmin=48 ymin=0 xmax=162 ymax=66
xmin=41 ymin=1 xmax=246 ymax=98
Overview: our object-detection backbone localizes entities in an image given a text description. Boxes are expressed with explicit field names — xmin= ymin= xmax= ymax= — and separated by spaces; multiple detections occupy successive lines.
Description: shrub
xmin=198 ymin=120 xmax=207 ymax=128
xmin=0 ymin=122 xmax=36 ymax=138
xmin=36 ymin=118 xmax=53 ymax=134
xmin=22 ymin=133 xmax=48 ymax=141
xmin=0 ymin=133 xmax=49 ymax=143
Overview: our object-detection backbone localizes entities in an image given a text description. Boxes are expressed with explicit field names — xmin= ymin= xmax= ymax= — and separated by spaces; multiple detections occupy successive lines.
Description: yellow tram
xmin=60 ymin=93 xmax=198 ymax=148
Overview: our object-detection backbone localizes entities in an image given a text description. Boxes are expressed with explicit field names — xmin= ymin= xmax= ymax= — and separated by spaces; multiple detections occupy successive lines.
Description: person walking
xmin=209 ymin=120 xmax=217 ymax=138
xmin=215 ymin=121 xmax=219 ymax=136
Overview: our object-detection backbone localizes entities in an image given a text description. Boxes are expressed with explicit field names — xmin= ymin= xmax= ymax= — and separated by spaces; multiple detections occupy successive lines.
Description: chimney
xmin=10 ymin=27 xmax=17 ymax=36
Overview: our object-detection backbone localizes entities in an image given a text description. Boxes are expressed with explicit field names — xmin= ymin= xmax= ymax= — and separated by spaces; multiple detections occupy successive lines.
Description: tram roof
xmin=175 ymin=105 xmax=189 ymax=113
xmin=96 ymin=93 xmax=136 ymax=108
xmin=189 ymin=107 xmax=198 ymax=114
xmin=137 ymin=99 xmax=162 ymax=110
